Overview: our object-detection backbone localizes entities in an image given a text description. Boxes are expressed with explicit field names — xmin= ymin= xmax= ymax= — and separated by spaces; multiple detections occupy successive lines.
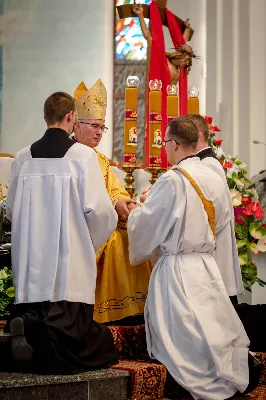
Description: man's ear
xmin=198 ymin=131 xmax=204 ymax=141
xmin=173 ymin=140 xmax=179 ymax=151
xmin=66 ymin=111 xmax=73 ymax=123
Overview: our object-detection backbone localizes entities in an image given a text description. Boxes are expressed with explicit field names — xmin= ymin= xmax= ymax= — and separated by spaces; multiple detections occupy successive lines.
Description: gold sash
xmin=172 ymin=167 xmax=216 ymax=240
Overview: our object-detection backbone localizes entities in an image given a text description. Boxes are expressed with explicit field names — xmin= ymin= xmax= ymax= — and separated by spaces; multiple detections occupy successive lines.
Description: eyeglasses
xmin=162 ymin=139 xmax=180 ymax=146
xmin=79 ymin=122 xmax=108 ymax=133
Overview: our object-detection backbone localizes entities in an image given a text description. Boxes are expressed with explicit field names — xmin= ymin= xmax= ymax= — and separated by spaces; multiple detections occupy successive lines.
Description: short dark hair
xmin=44 ymin=92 xmax=76 ymax=125
xmin=167 ymin=116 xmax=199 ymax=149
xmin=187 ymin=114 xmax=209 ymax=142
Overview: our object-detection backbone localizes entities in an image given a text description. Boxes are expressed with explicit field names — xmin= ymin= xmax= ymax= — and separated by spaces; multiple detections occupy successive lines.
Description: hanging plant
xmin=205 ymin=116 xmax=266 ymax=292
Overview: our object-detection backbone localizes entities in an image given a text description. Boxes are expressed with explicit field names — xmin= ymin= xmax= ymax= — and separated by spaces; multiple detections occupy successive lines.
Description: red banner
xmin=149 ymin=155 xmax=162 ymax=167
xmin=146 ymin=2 xmax=170 ymax=169
xmin=165 ymin=9 xmax=188 ymax=116
xmin=125 ymin=109 xmax=138 ymax=120
xmin=149 ymin=112 xmax=162 ymax=123
xmin=123 ymin=154 xmax=137 ymax=165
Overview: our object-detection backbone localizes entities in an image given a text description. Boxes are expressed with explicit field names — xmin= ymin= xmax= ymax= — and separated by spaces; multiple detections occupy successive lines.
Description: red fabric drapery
xmin=146 ymin=1 xmax=170 ymax=168
xmin=165 ymin=8 xmax=188 ymax=116
xmin=145 ymin=2 xmax=189 ymax=167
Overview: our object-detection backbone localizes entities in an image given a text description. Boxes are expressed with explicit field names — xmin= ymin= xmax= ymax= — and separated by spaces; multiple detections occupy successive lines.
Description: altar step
xmin=109 ymin=324 xmax=266 ymax=400
xmin=0 ymin=368 xmax=129 ymax=400
xmin=1 ymin=326 xmax=266 ymax=400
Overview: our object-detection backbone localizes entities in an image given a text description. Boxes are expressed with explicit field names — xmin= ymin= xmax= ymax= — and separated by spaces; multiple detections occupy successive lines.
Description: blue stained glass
xmin=115 ymin=0 xmax=151 ymax=61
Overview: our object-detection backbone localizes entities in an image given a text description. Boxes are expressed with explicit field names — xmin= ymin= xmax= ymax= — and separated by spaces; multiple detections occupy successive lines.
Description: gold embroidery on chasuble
xmin=172 ymin=167 xmax=216 ymax=241
xmin=94 ymin=151 xmax=152 ymax=323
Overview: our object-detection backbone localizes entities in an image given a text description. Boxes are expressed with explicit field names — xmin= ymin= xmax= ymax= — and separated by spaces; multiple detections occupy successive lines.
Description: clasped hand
xmin=115 ymin=199 xmax=137 ymax=221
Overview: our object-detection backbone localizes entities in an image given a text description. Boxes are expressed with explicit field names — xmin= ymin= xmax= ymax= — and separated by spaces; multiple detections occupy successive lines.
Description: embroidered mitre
xmin=74 ymin=79 xmax=107 ymax=120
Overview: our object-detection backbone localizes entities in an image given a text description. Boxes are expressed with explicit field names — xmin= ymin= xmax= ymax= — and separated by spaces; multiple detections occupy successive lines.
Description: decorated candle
xmin=124 ymin=76 xmax=139 ymax=165
xmin=166 ymin=84 xmax=179 ymax=168
xmin=167 ymin=84 xmax=179 ymax=123
xmin=147 ymin=79 xmax=162 ymax=168
xmin=188 ymin=87 xmax=200 ymax=114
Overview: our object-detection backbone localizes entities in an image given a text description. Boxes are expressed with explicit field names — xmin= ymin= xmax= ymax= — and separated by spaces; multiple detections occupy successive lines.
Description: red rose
xmin=210 ymin=125 xmax=221 ymax=132
xmin=222 ymin=161 xmax=233 ymax=169
xmin=262 ymin=224 xmax=266 ymax=228
xmin=213 ymin=138 xmax=223 ymax=146
xmin=245 ymin=202 xmax=264 ymax=219
xmin=234 ymin=206 xmax=246 ymax=225
xmin=242 ymin=197 xmax=252 ymax=206
xmin=204 ymin=116 xmax=213 ymax=124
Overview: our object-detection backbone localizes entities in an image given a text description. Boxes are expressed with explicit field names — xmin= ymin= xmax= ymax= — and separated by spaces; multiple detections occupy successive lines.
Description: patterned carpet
xmin=1 ymin=322 xmax=265 ymax=399
xmin=109 ymin=325 xmax=266 ymax=400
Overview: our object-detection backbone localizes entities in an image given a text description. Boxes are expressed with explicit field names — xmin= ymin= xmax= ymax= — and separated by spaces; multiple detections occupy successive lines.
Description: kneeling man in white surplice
xmin=127 ymin=117 xmax=259 ymax=400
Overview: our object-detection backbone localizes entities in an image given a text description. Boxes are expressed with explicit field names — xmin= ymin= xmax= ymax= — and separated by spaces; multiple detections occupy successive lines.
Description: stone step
xmin=1 ymin=331 xmax=266 ymax=400
xmin=0 ymin=368 xmax=129 ymax=400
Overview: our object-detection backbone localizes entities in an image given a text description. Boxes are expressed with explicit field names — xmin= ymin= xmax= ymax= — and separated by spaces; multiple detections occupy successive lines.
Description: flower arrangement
xmin=206 ymin=116 xmax=266 ymax=291
xmin=0 ymin=266 xmax=15 ymax=319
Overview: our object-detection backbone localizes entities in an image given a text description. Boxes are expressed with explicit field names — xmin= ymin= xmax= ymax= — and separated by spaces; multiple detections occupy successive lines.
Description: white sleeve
xmin=5 ymin=158 xmax=19 ymax=222
xmin=127 ymin=174 xmax=178 ymax=265
xmin=80 ymin=151 xmax=118 ymax=251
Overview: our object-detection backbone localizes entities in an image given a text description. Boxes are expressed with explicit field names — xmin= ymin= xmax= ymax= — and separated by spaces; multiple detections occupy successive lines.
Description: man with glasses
xmin=127 ymin=117 xmax=262 ymax=399
xmin=73 ymin=79 xmax=151 ymax=324
xmin=2 ymin=92 xmax=118 ymax=373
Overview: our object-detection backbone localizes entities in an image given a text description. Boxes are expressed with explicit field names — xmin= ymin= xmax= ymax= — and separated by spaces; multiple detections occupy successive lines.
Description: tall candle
xmin=188 ymin=87 xmax=200 ymax=115
xmin=166 ymin=84 xmax=179 ymax=168
xmin=147 ymin=79 xmax=162 ymax=168
xmin=124 ymin=76 xmax=139 ymax=165
xmin=167 ymin=84 xmax=179 ymax=123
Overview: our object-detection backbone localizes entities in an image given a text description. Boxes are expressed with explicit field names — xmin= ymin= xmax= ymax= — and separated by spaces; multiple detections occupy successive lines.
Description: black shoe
xmin=243 ymin=353 xmax=264 ymax=394
xmin=10 ymin=317 xmax=34 ymax=362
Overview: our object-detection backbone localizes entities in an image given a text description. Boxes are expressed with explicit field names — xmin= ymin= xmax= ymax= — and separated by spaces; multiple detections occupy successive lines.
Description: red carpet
xmin=109 ymin=325 xmax=266 ymax=400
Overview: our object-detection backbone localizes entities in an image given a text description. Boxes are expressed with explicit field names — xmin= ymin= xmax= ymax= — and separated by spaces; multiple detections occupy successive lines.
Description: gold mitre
xmin=74 ymin=79 xmax=107 ymax=120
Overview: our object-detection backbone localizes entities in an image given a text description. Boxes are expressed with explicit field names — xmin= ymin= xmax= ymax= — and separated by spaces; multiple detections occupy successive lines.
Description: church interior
xmin=0 ymin=0 xmax=266 ymax=399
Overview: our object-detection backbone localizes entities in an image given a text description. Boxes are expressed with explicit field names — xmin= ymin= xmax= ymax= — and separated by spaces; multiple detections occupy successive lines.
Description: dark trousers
xmin=1 ymin=301 xmax=118 ymax=374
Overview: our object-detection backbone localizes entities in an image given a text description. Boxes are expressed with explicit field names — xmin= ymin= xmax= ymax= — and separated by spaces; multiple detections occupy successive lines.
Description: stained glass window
xmin=115 ymin=0 xmax=150 ymax=61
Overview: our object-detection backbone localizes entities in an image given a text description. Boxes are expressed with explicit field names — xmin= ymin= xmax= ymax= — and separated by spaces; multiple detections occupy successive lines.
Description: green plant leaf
xmin=6 ymin=287 xmax=15 ymax=298
xmin=238 ymin=253 xmax=249 ymax=265
xmin=236 ymin=239 xmax=248 ymax=249
xmin=244 ymin=177 xmax=252 ymax=185
xmin=232 ymin=172 xmax=238 ymax=181
xmin=249 ymin=243 xmax=259 ymax=254
xmin=249 ymin=222 xmax=266 ymax=239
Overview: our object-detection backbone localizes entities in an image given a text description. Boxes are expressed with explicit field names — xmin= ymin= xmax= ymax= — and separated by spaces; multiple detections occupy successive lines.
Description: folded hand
xmin=115 ymin=199 xmax=136 ymax=221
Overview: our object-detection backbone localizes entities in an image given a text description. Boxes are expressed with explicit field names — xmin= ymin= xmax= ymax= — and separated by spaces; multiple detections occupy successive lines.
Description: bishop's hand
xmin=115 ymin=199 xmax=136 ymax=221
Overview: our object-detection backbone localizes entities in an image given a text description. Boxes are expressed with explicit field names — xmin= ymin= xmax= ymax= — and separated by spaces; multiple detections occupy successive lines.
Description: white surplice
xmin=127 ymin=157 xmax=249 ymax=400
xmin=197 ymin=148 xmax=244 ymax=296
xmin=6 ymin=143 xmax=117 ymax=305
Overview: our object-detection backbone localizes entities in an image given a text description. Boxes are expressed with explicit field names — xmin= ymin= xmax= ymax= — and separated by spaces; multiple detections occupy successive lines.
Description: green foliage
xmin=0 ymin=267 xmax=15 ymax=318
xmin=207 ymin=118 xmax=266 ymax=291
